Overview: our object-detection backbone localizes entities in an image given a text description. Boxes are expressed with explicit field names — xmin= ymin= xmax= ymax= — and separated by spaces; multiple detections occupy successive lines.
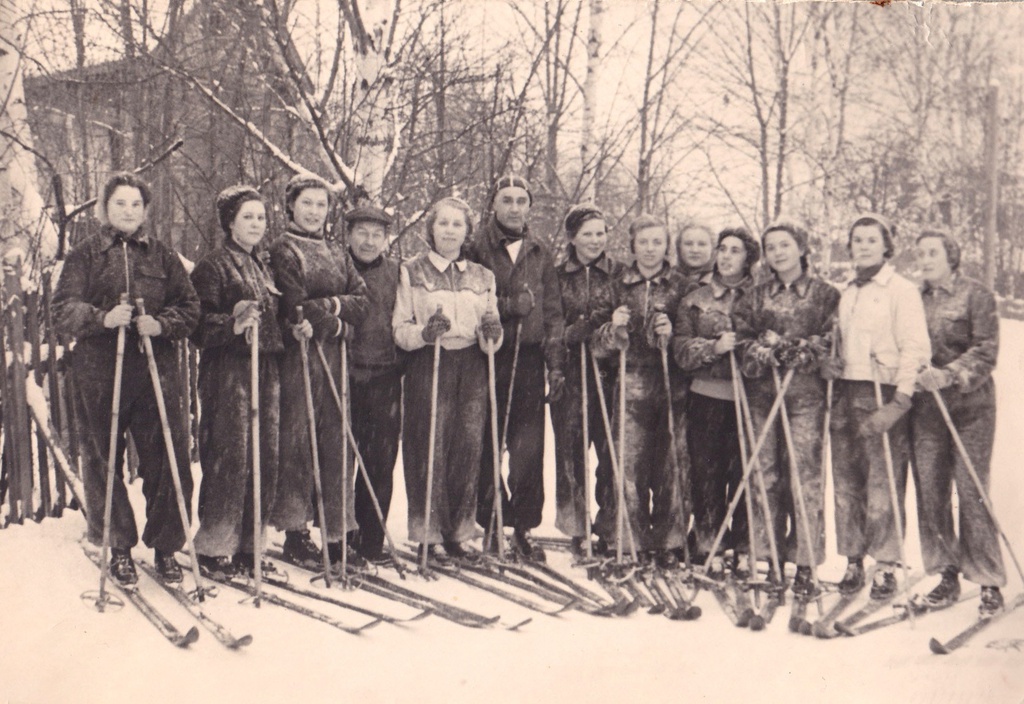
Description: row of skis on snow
xmin=79 ymin=534 xmax=1021 ymax=654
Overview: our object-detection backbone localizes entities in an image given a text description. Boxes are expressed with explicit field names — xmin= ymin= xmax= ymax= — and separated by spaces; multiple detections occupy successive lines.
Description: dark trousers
xmin=607 ymin=364 xmax=688 ymax=552
xmin=272 ymin=340 xmax=356 ymax=541
xmin=477 ymin=344 xmax=546 ymax=533
xmin=911 ymin=380 xmax=1005 ymax=586
xmin=831 ymin=380 xmax=908 ymax=564
xmin=76 ymin=341 xmax=192 ymax=554
xmin=194 ymin=351 xmax=280 ymax=558
xmin=406 ymin=346 xmax=487 ymax=544
xmin=551 ymin=347 xmax=615 ymax=538
xmin=686 ymin=392 xmax=745 ymax=556
xmin=748 ymin=390 xmax=826 ymax=567
xmin=350 ymin=367 xmax=402 ymax=559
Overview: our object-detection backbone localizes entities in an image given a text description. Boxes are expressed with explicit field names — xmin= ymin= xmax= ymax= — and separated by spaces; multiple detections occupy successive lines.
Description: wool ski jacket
xmin=919 ymin=272 xmax=998 ymax=394
xmin=465 ymin=216 xmax=564 ymax=372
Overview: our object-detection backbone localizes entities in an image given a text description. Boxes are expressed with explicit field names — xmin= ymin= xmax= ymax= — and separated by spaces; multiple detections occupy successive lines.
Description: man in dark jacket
xmin=467 ymin=176 xmax=564 ymax=561
xmin=344 ymin=204 xmax=403 ymax=562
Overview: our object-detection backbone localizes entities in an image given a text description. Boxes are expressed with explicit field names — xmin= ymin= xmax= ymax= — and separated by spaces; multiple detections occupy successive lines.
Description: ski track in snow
xmin=2 ymin=324 xmax=1024 ymax=704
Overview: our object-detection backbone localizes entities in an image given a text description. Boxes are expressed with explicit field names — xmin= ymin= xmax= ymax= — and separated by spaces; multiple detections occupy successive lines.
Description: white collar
xmin=428 ymin=250 xmax=467 ymax=273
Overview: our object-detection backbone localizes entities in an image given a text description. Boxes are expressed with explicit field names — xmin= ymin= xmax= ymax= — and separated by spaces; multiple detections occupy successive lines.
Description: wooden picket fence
xmin=0 ymin=257 xmax=200 ymax=527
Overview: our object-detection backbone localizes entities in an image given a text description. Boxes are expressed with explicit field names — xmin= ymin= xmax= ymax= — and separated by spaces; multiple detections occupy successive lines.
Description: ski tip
xmin=798 ymin=620 xmax=814 ymax=636
xmin=505 ymin=617 xmax=532 ymax=631
xmin=787 ymin=617 xmax=802 ymax=633
xmin=929 ymin=637 xmax=950 ymax=655
xmin=360 ymin=617 xmax=385 ymax=632
xmin=748 ymin=614 xmax=766 ymax=631
xmin=812 ymin=622 xmax=837 ymax=639
xmin=686 ymin=605 xmax=703 ymax=621
xmin=232 ymin=634 xmax=254 ymax=649
xmin=736 ymin=609 xmax=753 ymax=628
xmin=177 ymin=626 xmax=201 ymax=648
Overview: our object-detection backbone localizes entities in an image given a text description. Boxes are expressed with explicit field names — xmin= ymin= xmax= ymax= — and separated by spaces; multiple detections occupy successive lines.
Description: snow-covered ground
xmin=2 ymin=323 xmax=1024 ymax=704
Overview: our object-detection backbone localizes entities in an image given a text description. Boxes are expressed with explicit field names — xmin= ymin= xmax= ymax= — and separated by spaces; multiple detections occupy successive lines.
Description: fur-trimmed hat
xmin=563 ymin=203 xmax=604 ymax=238
xmin=284 ymin=173 xmax=332 ymax=221
xmin=491 ymin=174 xmax=533 ymax=206
xmin=344 ymin=204 xmax=391 ymax=228
xmin=216 ymin=185 xmax=263 ymax=235
xmin=848 ymin=212 xmax=896 ymax=259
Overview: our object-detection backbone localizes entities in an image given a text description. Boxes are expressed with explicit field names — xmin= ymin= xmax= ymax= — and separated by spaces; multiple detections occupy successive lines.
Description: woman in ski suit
xmin=593 ymin=214 xmax=688 ymax=568
xmin=52 ymin=172 xmax=199 ymax=585
xmin=189 ymin=186 xmax=283 ymax=578
xmin=733 ymin=223 xmax=840 ymax=596
xmin=672 ymin=227 xmax=759 ymax=568
xmin=551 ymin=204 xmax=620 ymax=556
xmin=824 ymin=213 xmax=930 ymax=600
xmin=910 ymin=230 xmax=1005 ymax=616
xmin=393 ymin=197 xmax=503 ymax=562
xmin=675 ymin=223 xmax=716 ymax=288
xmin=269 ymin=174 xmax=369 ymax=569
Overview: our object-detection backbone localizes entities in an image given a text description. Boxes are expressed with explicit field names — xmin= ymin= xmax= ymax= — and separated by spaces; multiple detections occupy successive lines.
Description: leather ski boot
xmin=979 ymin=587 xmax=1004 ymax=617
xmin=109 ymin=548 xmax=138 ymax=587
xmin=154 ymin=550 xmax=183 ymax=584
xmin=197 ymin=554 xmax=237 ymax=580
xmin=838 ymin=557 xmax=865 ymax=595
xmin=791 ymin=566 xmax=819 ymax=599
xmin=924 ymin=567 xmax=960 ymax=608
xmin=869 ymin=565 xmax=897 ymax=601
xmin=512 ymin=529 xmax=546 ymax=563
xmin=282 ymin=529 xmax=323 ymax=569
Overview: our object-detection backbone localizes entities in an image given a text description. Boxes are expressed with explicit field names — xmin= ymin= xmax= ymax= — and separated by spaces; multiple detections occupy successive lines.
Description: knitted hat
xmin=284 ymin=173 xmax=332 ymax=221
xmin=716 ymin=227 xmax=761 ymax=272
xmin=563 ymin=204 xmax=604 ymax=238
xmin=216 ymin=185 xmax=263 ymax=235
xmin=848 ymin=212 xmax=896 ymax=259
xmin=343 ymin=204 xmax=391 ymax=228
xmin=491 ymin=174 xmax=533 ymax=206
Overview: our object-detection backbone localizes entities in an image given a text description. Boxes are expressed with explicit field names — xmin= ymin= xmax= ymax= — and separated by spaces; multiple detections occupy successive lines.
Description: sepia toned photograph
xmin=1 ymin=0 xmax=1023 ymax=702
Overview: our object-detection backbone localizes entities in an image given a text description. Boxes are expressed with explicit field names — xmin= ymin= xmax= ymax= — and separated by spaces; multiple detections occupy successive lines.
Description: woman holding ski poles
xmin=593 ymin=214 xmax=689 ymax=569
xmin=269 ymin=173 xmax=369 ymax=570
xmin=910 ymin=230 xmax=1007 ymax=616
xmin=823 ymin=213 xmax=930 ymax=600
xmin=732 ymin=223 xmax=840 ymax=597
xmin=673 ymin=227 xmax=759 ymax=570
xmin=551 ymin=204 xmax=620 ymax=557
xmin=189 ymin=186 xmax=286 ymax=579
xmin=675 ymin=223 xmax=716 ymax=288
xmin=393 ymin=197 xmax=503 ymax=564
xmin=52 ymin=172 xmax=199 ymax=585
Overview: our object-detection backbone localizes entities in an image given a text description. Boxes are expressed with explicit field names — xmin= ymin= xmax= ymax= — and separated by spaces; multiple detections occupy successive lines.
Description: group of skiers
xmin=51 ymin=170 xmax=1007 ymax=620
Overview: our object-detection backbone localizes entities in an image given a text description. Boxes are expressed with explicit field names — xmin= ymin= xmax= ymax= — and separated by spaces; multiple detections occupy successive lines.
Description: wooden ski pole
xmin=581 ymin=342 xmax=593 ymax=560
xmin=487 ymin=340 xmax=506 ymax=562
xmin=340 ymin=338 xmax=350 ymax=580
xmin=486 ymin=319 xmax=523 ymax=549
xmin=820 ymin=324 xmax=838 ymax=509
xmin=249 ymin=316 xmax=262 ymax=607
xmin=421 ymin=308 xmax=443 ymax=576
xmin=728 ymin=352 xmax=761 ymax=608
xmin=616 ymin=348 xmax=627 ymax=565
xmin=296 ymin=306 xmax=333 ymax=588
xmin=135 ymin=299 xmax=205 ymax=602
xmin=700 ymin=368 xmax=796 ymax=575
xmin=771 ymin=367 xmax=825 ymax=617
xmin=312 ymin=342 xmax=406 ymax=578
xmin=929 ymin=389 xmax=1024 ymax=587
xmin=732 ymin=358 xmax=784 ymax=587
xmin=589 ymin=349 xmax=639 ymax=562
xmin=96 ymin=293 xmax=129 ymax=610
xmin=869 ymin=356 xmax=913 ymax=626
xmin=659 ymin=345 xmax=687 ymax=566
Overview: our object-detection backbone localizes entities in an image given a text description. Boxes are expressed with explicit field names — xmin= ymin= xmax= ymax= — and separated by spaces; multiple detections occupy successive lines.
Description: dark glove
xmin=480 ymin=312 xmax=502 ymax=343
xmin=422 ymin=309 xmax=451 ymax=343
xmin=916 ymin=367 xmax=954 ymax=392
xmin=501 ymin=287 xmax=535 ymax=319
xmin=697 ymin=310 xmax=732 ymax=339
xmin=819 ymin=356 xmax=844 ymax=381
xmin=776 ymin=339 xmax=816 ymax=370
xmin=547 ymin=370 xmax=566 ymax=403
xmin=564 ymin=315 xmax=595 ymax=346
xmin=861 ymin=392 xmax=912 ymax=436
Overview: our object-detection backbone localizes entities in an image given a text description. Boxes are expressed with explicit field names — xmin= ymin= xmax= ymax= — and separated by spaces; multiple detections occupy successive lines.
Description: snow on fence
xmin=0 ymin=255 xmax=200 ymax=528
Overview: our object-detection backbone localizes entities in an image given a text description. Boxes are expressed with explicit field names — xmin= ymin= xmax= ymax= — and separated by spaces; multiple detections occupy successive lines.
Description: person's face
xmin=850 ymin=224 xmax=887 ymax=268
xmin=679 ymin=228 xmax=714 ymax=268
xmin=716 ymin=236 xmax=747 ymax=279
xmin=230 ymin=200 xmax=267 ymax=251
xmin=493 ymin=187 xmax=531 ymax=231
xmin=106 ymin=185 xmax=146 ymax=234
xmin=573 ymin=218 xmax=608 ymax=264
xmin=634 ymin=226 xmax=668 ymax=271
xmin=432 ymin=204 xmax=469 ymax=260
xmin=349 ymin=221 xmax=388 ymax=264
xmin=763 ymin=229 xmax=803 ymax=278
xmin=916 ymin=236 xmax=952 ymax=283
xmin=291 ymin=188 xmax=330 ymax=233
